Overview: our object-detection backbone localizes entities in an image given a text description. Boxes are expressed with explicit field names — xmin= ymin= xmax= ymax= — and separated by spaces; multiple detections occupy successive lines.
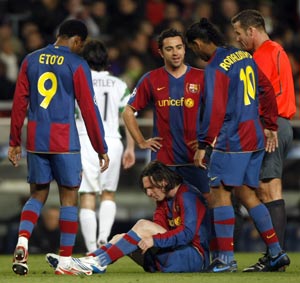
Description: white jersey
xmin=76 ymin=70 xmax=130 ymax=138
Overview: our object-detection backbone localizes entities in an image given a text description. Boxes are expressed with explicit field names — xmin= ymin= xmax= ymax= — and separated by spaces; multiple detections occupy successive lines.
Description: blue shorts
xmin=208 ymin=150 xmax=264 ymax=189
xmin=171 ymin=166 xmax=209 ymax=194
xmin=27 ymin=152 xmax=82 ymax=187
xmin=144 ymin=245 xmax=204 ymax=273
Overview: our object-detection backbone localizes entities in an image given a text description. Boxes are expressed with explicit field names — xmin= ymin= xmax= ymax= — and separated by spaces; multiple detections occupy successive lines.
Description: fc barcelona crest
xmin=186 ymin=83 xmax=200 ymax=94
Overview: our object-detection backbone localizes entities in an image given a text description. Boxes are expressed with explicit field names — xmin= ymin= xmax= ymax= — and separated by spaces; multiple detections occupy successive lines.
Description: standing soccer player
xmin=186 ymin=18 xmax=290 ymax=272
xmin=8 ymin=20 xmax=109 ymax=276
xmin=122 ymin=28 xmax=209 ymax=197
xmin=77 ymin=39 xmax=135 ymax=253
xmin=231 ymin=9 xmax=296 ymax=272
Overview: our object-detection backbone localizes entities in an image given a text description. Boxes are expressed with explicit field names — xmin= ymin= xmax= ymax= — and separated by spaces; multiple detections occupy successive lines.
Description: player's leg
xmin=258 ymin=117 xmax=293 ymax=250
xmin=235 ymin=150 xmax=290 ymax=272
xmin=52 ymin=153 xmax=91 ymax=275
xmin=78 ymin=134 xmax=101 ymax=253
xmin=13 ymin=153 xmax=52 ymax=275
xmin=98 ymin=138 xmax=123 ymax=245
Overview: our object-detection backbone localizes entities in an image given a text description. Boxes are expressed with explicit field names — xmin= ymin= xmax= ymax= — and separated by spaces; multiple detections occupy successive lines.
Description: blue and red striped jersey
xmin=128 ymin=66 xmax=204 ymax=165
xmin=9 ymin=44 xmax=107 ymax=154
xmin=152 ymin=183 xmax=209 ymax=258
xmin=200 ymin=47 xmax=276 ymax=152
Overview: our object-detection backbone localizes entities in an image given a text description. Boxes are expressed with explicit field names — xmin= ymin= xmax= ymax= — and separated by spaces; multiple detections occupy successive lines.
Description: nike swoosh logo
xmin=210 ymin=177 xmax=218 ymax=181
xmin=266 ymin=232 xmax=275 ymax=239
xmin=213 ymin=266 xmax=230 ymax=272
xmin=157 ymin=87 xmax=165 ymax=91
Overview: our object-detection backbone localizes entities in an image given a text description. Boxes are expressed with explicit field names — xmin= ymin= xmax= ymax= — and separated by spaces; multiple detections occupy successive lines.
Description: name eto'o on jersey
xmin=39 ymin=54 xmax=64 ymax=65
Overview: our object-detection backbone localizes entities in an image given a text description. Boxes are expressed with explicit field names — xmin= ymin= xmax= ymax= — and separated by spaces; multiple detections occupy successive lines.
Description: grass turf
xmin=0 ymin=252 xmax=300 ymax=283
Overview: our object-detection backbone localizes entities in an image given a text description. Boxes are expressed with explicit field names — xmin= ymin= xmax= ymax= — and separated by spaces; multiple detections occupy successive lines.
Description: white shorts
xmin=79 ymin=135 xmax=124 ymax=194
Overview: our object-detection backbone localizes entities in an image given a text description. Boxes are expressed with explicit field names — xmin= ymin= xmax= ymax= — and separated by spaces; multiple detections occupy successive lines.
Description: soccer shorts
xmin=27 ymin=152 xmax=82 ymax=187
xmin=171 ymin=165 xmax=210 ymax=194
xmin=143 ymin=245 xmax=204 ymax=273
xmin=208 ymin=149 xmax=265 ymax=188
xmin=260 ymin=117 xmax=293 ymax=180
xmin=79 ymin=135 xmax=123 ymax=194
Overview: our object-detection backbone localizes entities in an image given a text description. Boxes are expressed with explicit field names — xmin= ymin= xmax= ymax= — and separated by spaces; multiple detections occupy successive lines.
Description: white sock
xmin=17 ymin=236 xmax=28 ymax=249
xmin=97 ymin=200 xmax=116 ymax=244
xmin=79 ymin=208 xmax=97 ymax=253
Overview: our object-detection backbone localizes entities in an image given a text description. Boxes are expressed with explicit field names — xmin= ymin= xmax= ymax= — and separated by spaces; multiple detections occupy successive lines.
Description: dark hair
xmin=157 ymin=28 xmax=185 ymax=50
xmin=186 ymin=18 xmax=226 ymax=46
xmin=57 ymin=19 xmax=88 ymax=41
xmin=81 ymin=39 xmax=108 ymax=71
xmin=231 ymin=9 xmax=266 ymax=32
xmin=139 ymin=160 xmax=183 ymax=192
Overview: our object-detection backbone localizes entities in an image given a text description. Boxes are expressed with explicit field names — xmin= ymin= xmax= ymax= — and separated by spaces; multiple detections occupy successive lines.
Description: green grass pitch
xmin=0 ymin=252 xmax=300 ymax=283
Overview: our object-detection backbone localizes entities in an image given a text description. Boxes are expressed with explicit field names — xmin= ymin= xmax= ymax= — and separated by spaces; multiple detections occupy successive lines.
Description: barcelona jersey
xmin=200 ymin=47 xmax=269 ymax=152
xmin=9 ymin=44 xmax=107 ymax=154
xmin=127 ymin=66 xmax=204 ymax=165
xmin=152 ymin=183 xmax=210 ymax=263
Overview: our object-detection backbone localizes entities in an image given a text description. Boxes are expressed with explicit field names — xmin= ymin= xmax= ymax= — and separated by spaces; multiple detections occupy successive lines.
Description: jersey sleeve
xmin=9 ymin=58 xmax=30 ymax=147
xmin=127 ymin=72 xmax=152 ymax=112
xmin=152 ymin=191 xmax=203 ymax=248
xmin=257 ymin=66 xmax=278 ymax=131
xmin=74 ymin=63 xmax=107 ymax=154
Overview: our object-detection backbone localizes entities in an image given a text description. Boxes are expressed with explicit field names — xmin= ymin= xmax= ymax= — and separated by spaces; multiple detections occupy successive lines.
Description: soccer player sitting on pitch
xmin=46 ymin=160 xmax=210 ymax=273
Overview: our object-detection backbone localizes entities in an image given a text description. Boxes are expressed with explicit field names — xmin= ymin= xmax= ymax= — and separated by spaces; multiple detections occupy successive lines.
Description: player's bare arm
xmin=122 ymin=105 xmax=163 ymax=152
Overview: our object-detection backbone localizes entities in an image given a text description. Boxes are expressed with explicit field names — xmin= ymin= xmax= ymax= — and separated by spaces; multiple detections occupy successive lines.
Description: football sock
xmin=59 ymin=206 xmax=78 ymax=257
xmin=89 ymin=243 xmax=113 ymax=257
xmin=79 ymin=208 xmax=97 ymax=253
xmin=98 ymin=230 xmax=141 ymax=265
xmin=265 ymin=199 xmax=286 ymax=249
xmin=248 ymin=204 xmax=281 ymax=257
xmin=213 ymin=206 xmax=235 ymax=264
xmin=208 ymin=208 xmax=218 ymax=260
xmin=18 ymin=197 xmax=43 ymax=240
xmin=98 ymin=200 xmax=116 ymax=244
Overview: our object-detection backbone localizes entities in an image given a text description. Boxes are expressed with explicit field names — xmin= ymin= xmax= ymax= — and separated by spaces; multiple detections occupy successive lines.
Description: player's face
xmin=142 ymin=176 xmax=167 ymax=202
xmin=232 ymin=21 xmax=254 ymax=52
xmin=159 ymin=36 xmax=185 ymax=69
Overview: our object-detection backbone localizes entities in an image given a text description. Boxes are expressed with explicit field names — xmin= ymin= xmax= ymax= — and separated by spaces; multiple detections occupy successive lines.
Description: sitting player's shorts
xmin=171 ymin=165 xmax=210 ymax=194
xmin=79 ymin=135 xmax=123 ymax=193
xmin=260 ymin=117 xmax=293 ymax=180
xmin=143 ymin=245 xmax=204 ymax=273
xmin=27 ymin=152 xmax=82 ymax=187
xmin=208 ymin=149 xmax=265 ymax=188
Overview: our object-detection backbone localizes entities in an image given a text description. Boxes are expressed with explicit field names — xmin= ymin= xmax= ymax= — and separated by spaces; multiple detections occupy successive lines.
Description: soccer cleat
xmin=45 ymin=253 xmax=59 ymax=269
xmin=72 ymin=256 xmax=107 ymax=274
xmin=46 ymin=253 xmax=106 ymax=274
xmin=206 ymin=258 xmax=237 ymax=273
xmin=243 ymin=251 xmax=290 ymax=272
xmin=12 ymin=246 xmax=29 ymax=275
xmin=267 ymin=251 xmax=290 ymax=272
xmin=54 ymin=259 xmax=93 ymax=276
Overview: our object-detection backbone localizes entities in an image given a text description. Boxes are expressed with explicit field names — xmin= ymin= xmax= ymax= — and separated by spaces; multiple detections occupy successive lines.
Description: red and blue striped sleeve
xmin=9 ymin=59 xmax=30 ymax=147
xmin=74 ymin=64 xmax=107 ymax=154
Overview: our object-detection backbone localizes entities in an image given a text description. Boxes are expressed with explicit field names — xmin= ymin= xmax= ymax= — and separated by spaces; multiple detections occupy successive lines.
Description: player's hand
xmin=138 ymin=236 xmax=154 ymax=254
xmin=264 ymin=129 xmax=278 ymax=153
xmin=8 ymin=146 xmax=22 ymax=167
xmin=193 ymin=149 xmax=207 ymax=169
xmin=187 ymin=140 xmax=199 ymax=152
xmin=98 ymin=153 xmax=109 ymax=172
xmin=122 ymin=148 xmax=135 ymax=169
xmin=138 ymin=137 xmax=163 ymax=152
